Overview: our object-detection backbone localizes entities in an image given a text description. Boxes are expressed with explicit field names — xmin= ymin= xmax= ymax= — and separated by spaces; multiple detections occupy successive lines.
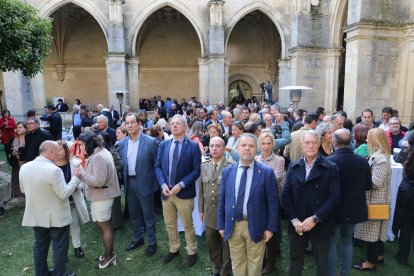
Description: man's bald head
xmin=39 ymin=141 xmax=59 ymax=162
xmin=332 ymin=128 xmax=351 ymax=149
xmin=209 ymin=136 xmax=226 ymax=161
xmin=210 ymin=136 xmax=225 ymax=147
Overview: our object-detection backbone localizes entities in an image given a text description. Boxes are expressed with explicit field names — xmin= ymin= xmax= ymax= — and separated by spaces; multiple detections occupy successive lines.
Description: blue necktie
xmin=169 ymin=141 xmax=180 ymax=187
xmin=235 ymin=166 xmax=249 ymax=221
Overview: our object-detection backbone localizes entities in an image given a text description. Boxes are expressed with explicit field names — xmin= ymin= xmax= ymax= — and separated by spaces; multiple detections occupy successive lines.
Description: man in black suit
xmin=109 ymin=104 xmax=120 ymax=127
xmin=327 ymin=129 xmax=372 ymax=276
xmin=40 ymin=104 xmax=62 ymax=141
xmin=24 ymin=117 xmax=54 ymax=162
xmin=282 ymin=130 xmax=341 ymax=276
xmin=56 ymin=99 xmax=69 ymax=112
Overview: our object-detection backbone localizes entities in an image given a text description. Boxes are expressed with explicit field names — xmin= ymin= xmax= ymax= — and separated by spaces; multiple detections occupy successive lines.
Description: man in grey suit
xmin=118 ymin=113 xmax=159 ymax=256
xmin=20 ymin=141 xmax=80 ymax=276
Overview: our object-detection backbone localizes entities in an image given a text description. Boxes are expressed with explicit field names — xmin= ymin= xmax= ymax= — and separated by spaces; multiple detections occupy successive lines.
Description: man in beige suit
xmin=199 ymin=137 xmax=233 ymax=276
xmin=20 ymin=141 xmax=80 ymax=276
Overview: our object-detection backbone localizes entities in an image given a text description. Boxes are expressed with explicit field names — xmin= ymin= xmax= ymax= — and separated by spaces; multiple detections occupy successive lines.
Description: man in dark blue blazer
xmin=155 ymin=115 xmax=201 ymax=267
xmin=118 ymin=113 xmax=159 ymax=256
xmin=93 ymin=115 xmax=117 ymax=145
xmin=327 ymin=129 xmax=372 ymax=275
xmin=282 ymin=130 xmax=341 ymax=276
xmin=217 ymin=133 xmax=278 ymax=276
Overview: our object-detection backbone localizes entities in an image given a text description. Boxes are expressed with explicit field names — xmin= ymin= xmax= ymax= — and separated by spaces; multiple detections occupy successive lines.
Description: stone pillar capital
xmin=108 ymin=0 xmax=125 ymax=24
xmin=198 ymin=57 xmax=209 ymax=65
xmin=208 ymin=0 xmax=225 ymax=26
xmin=127 ymin=57 xmax=140 ymax=65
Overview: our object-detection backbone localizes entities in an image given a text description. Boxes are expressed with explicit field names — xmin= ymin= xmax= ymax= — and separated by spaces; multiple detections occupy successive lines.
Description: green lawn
xmin=1 ymin=145 xmax=414 ymax=275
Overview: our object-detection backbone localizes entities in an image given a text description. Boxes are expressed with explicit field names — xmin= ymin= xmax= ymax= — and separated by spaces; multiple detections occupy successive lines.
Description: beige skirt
xmin=90 ymin=198 xmax=114 ymax=222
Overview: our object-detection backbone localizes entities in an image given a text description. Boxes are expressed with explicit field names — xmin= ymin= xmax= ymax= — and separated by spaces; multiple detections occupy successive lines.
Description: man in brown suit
xmin=199 ymin=137 xmax=233 ymax=276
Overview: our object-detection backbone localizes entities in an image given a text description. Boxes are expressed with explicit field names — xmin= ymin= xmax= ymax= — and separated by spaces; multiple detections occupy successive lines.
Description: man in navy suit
xmin=282 ymin=130 xmax=341 ymax=276
xmin=117 ymin=113 xmax=159 ymax=256
xmin=217 ymin=133 xmax=279 ymax=276
xmin=92 ymin=115 xmax=116 ymax=146
xmin=155 ymin=114 xmax=201 ymax=267
xmin=327 ymin=129 xmax=372 ymax=276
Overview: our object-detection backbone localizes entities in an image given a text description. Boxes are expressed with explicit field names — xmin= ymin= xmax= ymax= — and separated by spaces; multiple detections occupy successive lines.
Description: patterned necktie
xmin=235 ymin=166 xmax=249 ymax=221
xmin=169 ymin=141 xmax=180 ymax=187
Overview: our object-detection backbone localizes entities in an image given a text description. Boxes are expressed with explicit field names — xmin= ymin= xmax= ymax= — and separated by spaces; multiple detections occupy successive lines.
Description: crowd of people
xmin=0 ymin=96 xmax=414 ymax=276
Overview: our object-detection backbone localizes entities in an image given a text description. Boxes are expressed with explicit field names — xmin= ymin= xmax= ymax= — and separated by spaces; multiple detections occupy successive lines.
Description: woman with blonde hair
xmin=255 ymin=131 xmax=285 ymax=274
xmin=353 ymin=128 xmax=391 ymax=271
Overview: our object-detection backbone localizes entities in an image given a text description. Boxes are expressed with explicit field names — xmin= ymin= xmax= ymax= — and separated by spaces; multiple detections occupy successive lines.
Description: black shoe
xmin=146 ymin=244 xmax=157 ymax=257
xmin=352 ymin=262 xmax=376 ymax=271
xmin=47 ymin=269 xmax=53 ymax=276
xmin=163 ymin=251 xmax=179 ymax=263
xmin=186 ymin=253 xmax=198 ymax=267
xmin=125 ymin=239 xmax=144 ymax=251
xmin=394 ymin=254 xmax=408 ymax=266
xmin=0 ymin=207 xmax=4 ymax=217
xmin=74 ymin=247 xmax=85 ymax=258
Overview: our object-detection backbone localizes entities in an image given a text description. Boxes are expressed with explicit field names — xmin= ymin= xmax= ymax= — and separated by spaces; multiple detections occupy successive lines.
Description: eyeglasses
xmin=27 ymin=122 xmax=37 ymax=125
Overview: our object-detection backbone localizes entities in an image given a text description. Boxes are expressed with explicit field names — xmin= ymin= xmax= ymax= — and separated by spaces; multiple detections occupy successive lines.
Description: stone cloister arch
xmin=226 ymin=10 xmax=283 ymax=102
xmin=131 ymin=6 xmax=203 ymax=103
xmin=42 ymin=2 xmax=109 ymax=109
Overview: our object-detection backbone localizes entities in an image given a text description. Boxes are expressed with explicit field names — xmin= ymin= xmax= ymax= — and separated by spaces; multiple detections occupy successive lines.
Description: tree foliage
xmin=0 ymin=0 xmax=53 ymax=77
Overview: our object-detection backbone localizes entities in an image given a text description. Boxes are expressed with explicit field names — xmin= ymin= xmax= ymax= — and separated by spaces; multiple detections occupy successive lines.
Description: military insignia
xmin=203 ymin=165 xmax=208 ymax=177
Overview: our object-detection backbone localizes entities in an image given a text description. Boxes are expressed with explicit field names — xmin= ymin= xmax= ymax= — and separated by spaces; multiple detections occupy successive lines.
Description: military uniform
xmin=199 ymin=158 xmax=233 ymax=276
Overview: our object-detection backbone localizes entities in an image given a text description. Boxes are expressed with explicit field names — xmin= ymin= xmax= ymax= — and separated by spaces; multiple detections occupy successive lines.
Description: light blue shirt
xmin=127 ymin=135 xmax=140 ymax=176
xmin=235 ymin=161 xmax=254 ymax=217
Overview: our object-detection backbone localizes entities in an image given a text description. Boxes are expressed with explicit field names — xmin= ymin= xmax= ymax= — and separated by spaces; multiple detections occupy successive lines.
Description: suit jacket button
xmin=232 ymin=205 xmax=235 ymax=208
xmin=212 ymin=191 xmax=214 ymax=193
xmin=315 ymin=185 xmax=319 ymax=188
xmin=231 ymin=218 xmax=234 ymax=221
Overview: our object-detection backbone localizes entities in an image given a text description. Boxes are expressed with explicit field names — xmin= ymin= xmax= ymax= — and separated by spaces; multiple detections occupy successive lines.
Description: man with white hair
xmin=221 ymin=110 xmax=233 ymax=139
xmin=282 ymin=130 xmax=340 ymax=276
xmin=97 ymin=104 xmax=115 ymax=128
xmin=331 ymin=114 xmax=344 ymax=130
xmin=93 ymin=115 xmax=117 ymax=145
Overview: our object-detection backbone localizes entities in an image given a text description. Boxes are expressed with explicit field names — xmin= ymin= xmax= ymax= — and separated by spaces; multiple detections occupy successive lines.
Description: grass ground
xmin=1 ymin=148 xmax=414 ymax=275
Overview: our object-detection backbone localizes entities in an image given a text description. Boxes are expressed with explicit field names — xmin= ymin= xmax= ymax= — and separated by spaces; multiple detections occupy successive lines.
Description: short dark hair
xmin=97 ymin=131 xmax=113 ymax=149
xmin=78 ymin=132 xmax=102 ymax=157
xmin=295 ymin=108 xmax=304 ymax=117
xmin=382 ymin=107 xmax=393 ymax=114
xmin=304 ymin=113 xmax=319 ymax=124
xmin=315 ymin=107 xmax=325 ymax=116
xmin=361 ymin=109 xmax=373 ymax=116
xmin=243 ymin=121 xmax=258 ymax=134
xmin=1 ymin=109 xmax=10 ymax=116
xmin=47 ymin=104 xmax=56 ymax=111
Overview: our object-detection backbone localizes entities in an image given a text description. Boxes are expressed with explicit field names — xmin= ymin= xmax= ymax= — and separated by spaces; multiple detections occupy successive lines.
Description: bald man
xmin=199 ymin=137 xmax=233 ymax=276
xmin=20 ymin=141 xmax=80 ymax=276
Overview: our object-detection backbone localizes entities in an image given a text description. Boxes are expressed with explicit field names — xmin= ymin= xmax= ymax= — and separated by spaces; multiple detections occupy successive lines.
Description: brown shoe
xmin=186 ymin=253 xmax=198 ymax=267
xmin=163 ymin=251 xmax=179 ymax=263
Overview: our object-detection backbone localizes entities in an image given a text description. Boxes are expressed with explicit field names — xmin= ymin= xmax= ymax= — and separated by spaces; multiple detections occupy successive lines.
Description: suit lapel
xmin=248 ymin=161 xmax=261 ymax=202
xmin=212 ymin=159 xmax=225 ymax=181
xmin=165 ymin=139 xmax=173 ymax=175
xmin=178 ymin=138 xmax=188 ymax=164
xmin=229 ymin=164 xmax=237 ymax=204
xmin=135 ymin=134 xmax=145 ymax=169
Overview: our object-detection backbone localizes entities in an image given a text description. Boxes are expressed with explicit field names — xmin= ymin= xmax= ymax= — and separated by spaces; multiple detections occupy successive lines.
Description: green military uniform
xmin=199 ymin=157 xmax=233 ymax=276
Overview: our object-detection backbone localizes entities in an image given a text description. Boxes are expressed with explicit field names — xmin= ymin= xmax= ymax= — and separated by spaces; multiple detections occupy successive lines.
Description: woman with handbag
xmin=55 ymin=140 xmax=90 ymax=258
xmin=0 ymin=110 xmax=17 ymax=164
xmin=392 ymin=131 xmax=414 ymax=266
xmin=353 ymin=128 xmax=391 ymax=271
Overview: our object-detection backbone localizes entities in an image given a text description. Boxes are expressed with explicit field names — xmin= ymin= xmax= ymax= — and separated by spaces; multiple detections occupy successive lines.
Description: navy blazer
xmin=117 ymin=134 xmax=159 ymax=196
xmin=154 ymin=136 xmax=201 ymax=200
xmin=217 ymin=161 xmax=279 ymax=243
xmin=327 ymin=147 xmax=372 ymax=224
xmin=282 ymin=155 xmax=341 ymax=239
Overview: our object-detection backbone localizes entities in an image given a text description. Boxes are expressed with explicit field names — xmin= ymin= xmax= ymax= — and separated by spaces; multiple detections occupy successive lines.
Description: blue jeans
xmin=328 ymin=224 xmax=355 ymax=276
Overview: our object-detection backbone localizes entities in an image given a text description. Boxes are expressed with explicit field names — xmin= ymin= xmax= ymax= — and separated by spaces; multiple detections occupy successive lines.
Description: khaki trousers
xmin=162 ymin=195 xmax=197 ymax=255
xmin=228 ymin=221 xmax=266 ymax=276
xmin=205 ymin=226 xmax=232 ymax=276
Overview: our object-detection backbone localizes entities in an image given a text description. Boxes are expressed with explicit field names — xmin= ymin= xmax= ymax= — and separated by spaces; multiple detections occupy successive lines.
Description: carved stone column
xmin=2 ymin=71 xmax=35 ymax=121
xmin=325 ymin=49 xmax=342 ymax=113
xmin=278 ymin=59 xmax=292 ymax=109
xmin=198 ymin=58 xmax=209 ymax=103
xmin=106 ymin=0 xmax=128 ymax=107
xmin=127 ymin=57 xmax=140 ymax=108
xmin=207 ymin=0 xmax=226 ymax=104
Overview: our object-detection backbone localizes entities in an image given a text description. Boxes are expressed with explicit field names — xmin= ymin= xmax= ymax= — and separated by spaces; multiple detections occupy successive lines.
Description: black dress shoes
xmin=163 ymin=251 xmax=179 ymax=263
xmin=186 ymin=253 xmax=198 ymax=267
xmin=146 ymin=244 xmax=157 ymax=257
xmin=74 ymin=247 xmax=85 ymax=258
xmin=126 ymin=239 xmax=144 ymax=251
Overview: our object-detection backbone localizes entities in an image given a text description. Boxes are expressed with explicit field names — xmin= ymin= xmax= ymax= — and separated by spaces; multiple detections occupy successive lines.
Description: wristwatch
xmin=312 ymin=215 xmax=320 ymax=224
